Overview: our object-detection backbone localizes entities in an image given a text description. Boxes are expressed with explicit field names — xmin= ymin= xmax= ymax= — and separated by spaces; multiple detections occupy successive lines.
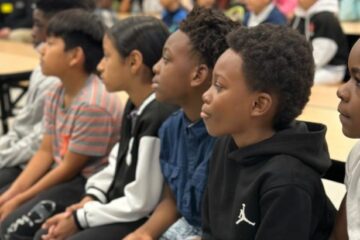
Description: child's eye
xmin=354 ymin=78 xmax=360 ymax=87
xmin=162 ymin=53 xmax=170 ymax=64
xmin=214 ymin=81 xmax=223 ymax=93
xmin=162 ymin=56 xmax=169 ymax=64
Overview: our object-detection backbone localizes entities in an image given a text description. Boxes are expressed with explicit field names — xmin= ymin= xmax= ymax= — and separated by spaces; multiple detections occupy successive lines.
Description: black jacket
xmin=202 ymin=121 xmax=336 ymax=240
xmin=74 ymin=94 xmax=178 ymax=228
xmin=291 ymin=11 xmax=348 ymax=67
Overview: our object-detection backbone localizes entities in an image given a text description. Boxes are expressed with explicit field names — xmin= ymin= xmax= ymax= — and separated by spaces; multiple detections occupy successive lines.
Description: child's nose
xmin=38 ymin=44 xmax=45 ymax=55
xmin=153 ymin=59 xmax=161 ymax=75
xmin=337 ymin=83 xmax=350 ymax=102
xmin=202 ymin=87 xmax=212 ymax=103
xmin=97 ymin=58 xmax=104 ymax=73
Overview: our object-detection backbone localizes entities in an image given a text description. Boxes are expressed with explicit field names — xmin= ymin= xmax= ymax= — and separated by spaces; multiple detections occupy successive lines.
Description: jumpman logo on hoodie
xmin=236 ymin=203 xmax=256 ymax=226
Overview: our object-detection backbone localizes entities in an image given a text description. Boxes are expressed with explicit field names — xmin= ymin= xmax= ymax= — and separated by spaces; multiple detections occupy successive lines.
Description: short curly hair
xmin=227 ymin=24 xmax=314 ymax=129
xmin=179 ymin=7 xmax=239 ymax=69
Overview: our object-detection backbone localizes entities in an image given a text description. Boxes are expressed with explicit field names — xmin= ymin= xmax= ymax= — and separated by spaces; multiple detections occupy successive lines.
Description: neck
xmin=167 ymin=2 xmax=181 ymax=12
xmin=127 ymin=82 xmax=153 ymax=109
xmin=181 ymin=93 xmax=204 ymax=123
xmin=61 ymin=71 xmax=89 ymax=97
xmin=232 ymin=125 xmax=275 ymax=148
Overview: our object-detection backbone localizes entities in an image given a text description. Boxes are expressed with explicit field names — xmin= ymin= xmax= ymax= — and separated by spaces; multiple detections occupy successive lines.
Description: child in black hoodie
xmin=200 ymin=24 xmax=336 ymax=240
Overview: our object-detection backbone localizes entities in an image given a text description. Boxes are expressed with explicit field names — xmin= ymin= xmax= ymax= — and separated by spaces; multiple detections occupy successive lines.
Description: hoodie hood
xmin=295 ymin=0 xmax=339 ymax=17
xmin=228 ymin=121 xmax=331 ymax=175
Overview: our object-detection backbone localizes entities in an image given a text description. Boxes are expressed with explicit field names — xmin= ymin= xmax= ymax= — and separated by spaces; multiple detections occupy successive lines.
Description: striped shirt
xmin=43 ymin=74 xmax=122 ymax=178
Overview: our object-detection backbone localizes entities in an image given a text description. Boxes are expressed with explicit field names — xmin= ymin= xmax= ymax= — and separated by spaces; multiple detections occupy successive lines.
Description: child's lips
xmin=337 ymin=106 xmax=349 ymax=118
xmin=338 ymin=107 xmax=350 ymax=124
xmin=152 ymin=77 xmax=159 ymax=90
xmin=201 ymin=107 xmax=211 ymax=120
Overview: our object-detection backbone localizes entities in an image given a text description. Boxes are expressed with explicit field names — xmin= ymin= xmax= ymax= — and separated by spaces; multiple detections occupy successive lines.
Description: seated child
xmin=291 ymin=0 xmax=348 ymax=85
xmin=0 ymin=0 xmax=95 ymax=190
xmin=201 ymin=24 xmax=336 ymax=239
xmin=0 ymin=9 xmax=122 ymax=240
xmin=160 ymin=0 xmax=188 ymax=32
xmin=331 ymin=39 xmax=360 ymax=240
xmin=34 ymin=16 xmax=177 ymax=240
xmin=244 ymin=0 xmax=286 ymax=27
xmin=124 ymin=7 xmax=238 ymax=240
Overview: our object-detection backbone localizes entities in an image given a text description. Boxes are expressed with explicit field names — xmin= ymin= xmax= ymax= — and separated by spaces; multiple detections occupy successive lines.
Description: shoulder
xmin=346 ymin=141 xmax=360 ymax=172
xmin=141 ymin=100 xmax=177 ymax=122
xmin=268 ymin=7 xmax=287 ymax=24
xmin=259 ymin=154 xmax=323 ymax=195
xmin=137 ymin=100 xmax=178 ymax=136
xmin=159 ymin=110 xmax=183 ymax=132
xmin=79 ymin=76 xmax=121 ymax=115
xmin=45 ymin=81 xmax=63 ymax=99
xmin=312 ymin=11 xmax=341 ymax=26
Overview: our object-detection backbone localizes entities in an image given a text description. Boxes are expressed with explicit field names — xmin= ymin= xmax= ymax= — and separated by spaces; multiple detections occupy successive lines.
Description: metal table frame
xmin=0 ymin=71 xmax=31 ymax=133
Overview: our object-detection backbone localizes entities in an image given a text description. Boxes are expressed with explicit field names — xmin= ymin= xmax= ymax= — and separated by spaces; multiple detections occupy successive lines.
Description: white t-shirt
xmin=345 ymin=140 xmax=360 ymax=239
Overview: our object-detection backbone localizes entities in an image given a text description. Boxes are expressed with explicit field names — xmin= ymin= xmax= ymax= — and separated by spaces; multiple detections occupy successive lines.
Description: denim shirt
xmin=159 ymin=110 xmax=216 ymax=227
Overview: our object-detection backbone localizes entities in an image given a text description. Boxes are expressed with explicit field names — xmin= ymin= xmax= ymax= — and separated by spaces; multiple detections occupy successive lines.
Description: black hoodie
xmin=202 ymin=121 xmax=336 ymax=240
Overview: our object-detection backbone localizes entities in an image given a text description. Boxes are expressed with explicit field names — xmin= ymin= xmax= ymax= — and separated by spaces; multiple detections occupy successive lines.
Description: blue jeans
xmin=160 ymin=217 xmax=202 ymax=240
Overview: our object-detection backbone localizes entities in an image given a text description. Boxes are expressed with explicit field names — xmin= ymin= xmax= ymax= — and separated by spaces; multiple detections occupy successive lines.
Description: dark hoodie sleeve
xmin=256 ymin=185 xmax=312 ymax=240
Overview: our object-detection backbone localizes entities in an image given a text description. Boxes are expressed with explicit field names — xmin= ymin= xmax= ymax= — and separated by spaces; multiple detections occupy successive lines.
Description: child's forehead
xmin=214 ymin=49 xmax=242 ymax=74
xmin=349 ymin=41 xmax=360 ymax=64
xmin=46 ymin=35 xmax=64 ymax=42
xmin=165 ymin=31 xmax=193 ymax=53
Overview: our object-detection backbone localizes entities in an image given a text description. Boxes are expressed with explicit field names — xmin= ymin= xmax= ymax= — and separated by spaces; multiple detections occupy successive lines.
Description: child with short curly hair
xmin=201 ymin=24 xmax=336 ymax=239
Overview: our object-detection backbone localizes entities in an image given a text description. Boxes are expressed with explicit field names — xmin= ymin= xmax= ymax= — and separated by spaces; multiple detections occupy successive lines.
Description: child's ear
xmin=190 ymin=64 xmax=210 ymax=87
xmin=128 ymin=50 xmax=143 ymax=74
xmin=250 ymin=93 xmax=273 ymax=117
xmin=68 ymin=47 xmax=85 ymax=68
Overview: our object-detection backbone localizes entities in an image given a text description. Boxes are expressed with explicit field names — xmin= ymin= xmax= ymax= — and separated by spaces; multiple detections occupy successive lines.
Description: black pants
xmin=0 ymin=176 xmax=85 ymax=240
xmin=0 ymin=167 xmax=22 ymax=190
xmin=34 ymin=218 xmax=147 ymax=240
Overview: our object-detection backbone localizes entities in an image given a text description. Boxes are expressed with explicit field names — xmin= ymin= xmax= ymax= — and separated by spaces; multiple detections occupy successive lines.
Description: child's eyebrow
xmin=351 ymin=67 xmax=360 ymax=75
xmin=351 ymin=67 xmax=360 ymax=80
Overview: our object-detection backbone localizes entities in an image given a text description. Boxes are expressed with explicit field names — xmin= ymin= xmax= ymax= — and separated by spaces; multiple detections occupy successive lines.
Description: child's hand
xmin=41 ymin=214 xmax=78 ymax=240
xmin=0 ymin=197 xmax=21 ymax=220
xmin=123 ymin=231 xmax=153 ymax=240
xmin=65 ymin=196 xmax=93 ymax=213
xmin=42 ymin=212 xmax=71 ymax=230
xmin=0 ymin=187 xmax=20 ymax=206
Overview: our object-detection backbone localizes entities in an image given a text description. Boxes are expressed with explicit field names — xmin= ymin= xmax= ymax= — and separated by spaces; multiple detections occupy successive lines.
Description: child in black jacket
xmin=201 ymin=24 xmax=336 ymax=240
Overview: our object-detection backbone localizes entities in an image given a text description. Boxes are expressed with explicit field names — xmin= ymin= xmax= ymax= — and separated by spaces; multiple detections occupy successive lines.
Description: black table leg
xmin=0 ymin=71 xmax=33 ymax=134
xmin=0 ymin=83 xmax=11 ymax=133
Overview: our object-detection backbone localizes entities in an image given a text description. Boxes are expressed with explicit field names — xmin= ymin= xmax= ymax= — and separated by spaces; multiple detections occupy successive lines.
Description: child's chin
xmin=205 ymin=126 xmax=222 ymax=137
